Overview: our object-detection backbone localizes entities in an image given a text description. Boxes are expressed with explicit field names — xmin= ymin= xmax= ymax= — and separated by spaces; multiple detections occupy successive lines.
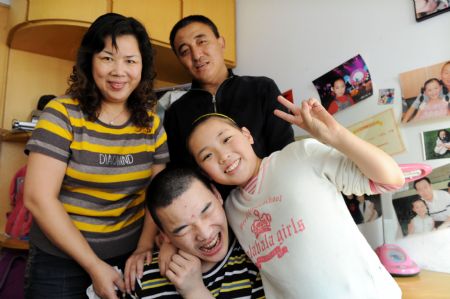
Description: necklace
xmin=100 ymin=108 xmax=126 ymax=125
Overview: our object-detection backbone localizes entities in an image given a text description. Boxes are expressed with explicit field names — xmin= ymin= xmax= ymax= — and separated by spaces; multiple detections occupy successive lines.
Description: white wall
xmin=235 ymin=0 xmax=450 ymax=169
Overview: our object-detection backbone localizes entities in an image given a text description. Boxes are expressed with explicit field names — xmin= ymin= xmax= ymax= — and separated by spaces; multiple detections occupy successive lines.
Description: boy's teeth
xmin=201 ymin=234 xmax=219 ymax=250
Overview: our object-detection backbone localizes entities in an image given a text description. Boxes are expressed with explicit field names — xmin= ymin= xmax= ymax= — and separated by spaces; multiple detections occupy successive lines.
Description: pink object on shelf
xmin=375 ymin=244 xmax=420 ymax=276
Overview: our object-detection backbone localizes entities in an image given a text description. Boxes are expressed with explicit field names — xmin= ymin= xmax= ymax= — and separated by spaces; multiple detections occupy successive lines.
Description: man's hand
xmin=165 ymin=250 xmax=213 ymax=299
xmin=124 ymin=248 xmax=152 ymax=293
xmin=89 ymin=260 xmax=125 ymax=299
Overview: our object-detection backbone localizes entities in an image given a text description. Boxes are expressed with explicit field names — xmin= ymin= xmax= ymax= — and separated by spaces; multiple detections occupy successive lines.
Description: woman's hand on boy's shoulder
xmin=124 ymin=248 xmax=152 ymax=293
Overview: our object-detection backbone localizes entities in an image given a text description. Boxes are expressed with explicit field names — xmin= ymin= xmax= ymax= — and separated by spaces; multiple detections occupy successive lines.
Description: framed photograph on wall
xmin=399 ymin=60 xmax=450 ymax=124
xmin=421 ymin=127 xmax=450 ymax=160
xmin=390 ymin=163 xmax=450 ymax=273
xmin=414 ymin=0 xmax=450 ymax=22
xmin=392 ymin=162 xmax=450 ymax=233
xmin=312 ymin=54 xmax=373 ymax=115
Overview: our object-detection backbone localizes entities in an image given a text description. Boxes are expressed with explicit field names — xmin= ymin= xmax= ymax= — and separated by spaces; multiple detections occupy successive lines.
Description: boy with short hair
xmin=187 ymin=96 xmax=404 ymax=299
xmin=135 ymin=167 xmax=265 ymax=299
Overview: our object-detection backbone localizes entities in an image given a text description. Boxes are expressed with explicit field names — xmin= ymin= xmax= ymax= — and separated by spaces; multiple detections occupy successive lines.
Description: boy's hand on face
xmin=165 ymin=250 xmax=212 ymax=298
xmin=274 ymin=96 xmax=343 ymax=146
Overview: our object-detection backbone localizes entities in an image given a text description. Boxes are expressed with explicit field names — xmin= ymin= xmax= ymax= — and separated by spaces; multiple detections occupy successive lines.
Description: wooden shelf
xmin=8 ymin=21 xmax=89 ymax=61
xmin=0 ymin=234 xmax=29 ymax=251
xmin=0 ymin=128 xmax=31 ymax=142
xmin=394 ymin=270 xmax=450 ymax=299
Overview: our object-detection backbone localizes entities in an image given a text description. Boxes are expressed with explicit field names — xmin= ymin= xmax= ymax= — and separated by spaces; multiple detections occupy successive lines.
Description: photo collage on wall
xmin=312 ymin=54 xmax=373 ymax=115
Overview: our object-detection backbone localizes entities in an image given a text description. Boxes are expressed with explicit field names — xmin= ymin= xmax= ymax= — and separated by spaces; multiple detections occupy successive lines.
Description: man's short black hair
xmin=169 ymin=15 xmax=220 ymax=55
xmin=146 ymin=167 xmax=213 ymax=231
xmin=413 ymin=177 xmax=431 ymax=190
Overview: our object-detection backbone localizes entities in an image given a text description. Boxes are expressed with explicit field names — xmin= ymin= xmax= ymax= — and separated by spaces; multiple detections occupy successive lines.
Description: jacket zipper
xmin=213 ymin=75 xmax=233 ymax=112
xmin=212 ymin=95 xmax=217 ymax=112
xmin=189 ymin=73 xmax=234 ymax=113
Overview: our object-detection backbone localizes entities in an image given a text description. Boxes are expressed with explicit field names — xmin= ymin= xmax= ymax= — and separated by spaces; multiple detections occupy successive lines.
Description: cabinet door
xmin=28 ymin=0 xmax=109 ymax=23
xmin=182 ymin=0 xmax=235 ymax=66
xmin=113 ymin=0 xmax=181 ymax=46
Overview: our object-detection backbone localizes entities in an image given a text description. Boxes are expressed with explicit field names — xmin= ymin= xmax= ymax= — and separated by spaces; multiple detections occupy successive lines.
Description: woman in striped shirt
xmin=24 ymin=13 xmax=169 ymax=299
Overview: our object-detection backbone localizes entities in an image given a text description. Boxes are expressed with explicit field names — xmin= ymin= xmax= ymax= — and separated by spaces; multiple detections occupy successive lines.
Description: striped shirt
xmin=135 ymin=237 xmax=265 ymax=298
xmin=25 ymin=97 xmax=169 ymax=259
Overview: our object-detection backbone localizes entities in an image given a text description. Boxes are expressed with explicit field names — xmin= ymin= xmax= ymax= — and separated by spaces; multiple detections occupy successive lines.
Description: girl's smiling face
xmin=188 ymin=117 xmax=260 ymax=188
xmin=424 ymin=80 xmax=442 ymax=101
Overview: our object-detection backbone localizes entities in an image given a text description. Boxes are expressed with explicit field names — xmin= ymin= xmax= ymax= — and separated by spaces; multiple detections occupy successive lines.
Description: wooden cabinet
xmin=27 ymin=0 xmax=109 ymax=23
xmin=7 ymin=0 xmax=236 ymax=65
xmin=183 ymin=0 xmax=236 ymax=66
xmin=7 ymin=0 xmax=109 ymax=61
xmin=114 ymin=0 xmax=236 ymax=66
xmin=113 ymin=0 xmax=181 ymax=46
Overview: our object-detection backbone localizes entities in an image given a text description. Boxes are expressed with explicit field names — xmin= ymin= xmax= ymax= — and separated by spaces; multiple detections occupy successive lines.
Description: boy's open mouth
xmin=200 ymin=232 xmax=222 ymax=256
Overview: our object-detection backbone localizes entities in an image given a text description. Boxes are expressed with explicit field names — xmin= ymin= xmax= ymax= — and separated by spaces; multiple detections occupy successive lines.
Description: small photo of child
xmin=378 ymin=88 xmax=395 ymax=105
xmin=313 ymin=54 xmax=373 ymax=115
xmin=400 ymin=60 xmax=450 ymax=124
